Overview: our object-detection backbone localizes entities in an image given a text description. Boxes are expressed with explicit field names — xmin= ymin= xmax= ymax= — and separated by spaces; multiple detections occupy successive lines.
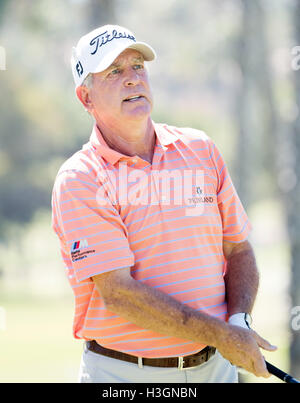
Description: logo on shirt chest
xmin=187 ymin=186 xmax=214 ymax=205
xmin=184 ymin=173 xmax=213 ymax=216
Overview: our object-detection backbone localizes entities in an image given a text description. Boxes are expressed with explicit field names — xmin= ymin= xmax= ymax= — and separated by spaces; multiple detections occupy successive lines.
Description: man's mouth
xmin=123 ymin=95 xmax=145 ymax=102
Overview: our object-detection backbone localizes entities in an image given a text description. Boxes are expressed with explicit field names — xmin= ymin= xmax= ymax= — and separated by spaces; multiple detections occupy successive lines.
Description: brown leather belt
xmin=86 ymin=340 xmax=216 ymax=369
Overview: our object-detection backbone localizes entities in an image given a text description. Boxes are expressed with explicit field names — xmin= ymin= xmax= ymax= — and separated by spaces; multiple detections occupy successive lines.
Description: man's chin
xmin=122 ymin=105 xmax=152 ymax=120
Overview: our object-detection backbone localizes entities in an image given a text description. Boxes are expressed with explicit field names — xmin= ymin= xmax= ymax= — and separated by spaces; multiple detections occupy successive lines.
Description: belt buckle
xmin=178 ymin=356 xmax=185 ymax=370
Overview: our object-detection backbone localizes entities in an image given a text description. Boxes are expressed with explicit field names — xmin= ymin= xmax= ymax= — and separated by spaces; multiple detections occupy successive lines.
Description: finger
xmin=253 ymin=355 xmax=271 ymax=378
xmin=253 ymin=332 xmax=277 ymax=352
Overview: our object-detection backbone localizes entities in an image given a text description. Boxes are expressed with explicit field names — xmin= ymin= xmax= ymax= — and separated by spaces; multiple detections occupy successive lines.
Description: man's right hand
xmin=216 ymin=324 xmax=277 ymax=378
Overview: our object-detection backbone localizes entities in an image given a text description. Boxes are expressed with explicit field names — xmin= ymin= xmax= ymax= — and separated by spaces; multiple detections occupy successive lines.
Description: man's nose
xmin=124 ymin=68 xmax=140 ymax=86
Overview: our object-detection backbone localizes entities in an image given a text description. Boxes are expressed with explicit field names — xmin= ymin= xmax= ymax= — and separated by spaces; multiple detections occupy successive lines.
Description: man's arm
xmin=223 ymin=239 xmax=259 ymax=317
xmin=92 ymin=266 xmax=276 ymax=377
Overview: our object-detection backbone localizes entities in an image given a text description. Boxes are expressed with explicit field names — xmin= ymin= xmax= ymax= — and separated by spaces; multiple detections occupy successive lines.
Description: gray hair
xmin=82 ymin=73 xmax=94 ymax=89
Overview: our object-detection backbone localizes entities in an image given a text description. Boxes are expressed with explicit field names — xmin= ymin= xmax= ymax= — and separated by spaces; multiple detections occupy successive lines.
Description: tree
xmin=234 ymin=0 xmax=278 ymax=208
xmin=0 ymin=0 xmax=9 ymax=25
xmin=288 ymin=0 xmax=300 ymax=378
xmin=85 ymin=0 xmax=116 ymax=29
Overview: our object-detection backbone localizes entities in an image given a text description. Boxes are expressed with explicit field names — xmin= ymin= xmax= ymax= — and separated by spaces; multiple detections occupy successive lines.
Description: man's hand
xmin=216 ymin=324 xmax=277 ymax=378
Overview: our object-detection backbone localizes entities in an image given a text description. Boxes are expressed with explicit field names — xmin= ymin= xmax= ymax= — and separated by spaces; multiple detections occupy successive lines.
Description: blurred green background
xmin=0 ymin=0 xmax=300 ymax=383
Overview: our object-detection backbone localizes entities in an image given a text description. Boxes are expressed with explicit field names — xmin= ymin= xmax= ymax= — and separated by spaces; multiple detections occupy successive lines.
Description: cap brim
xmin=127 ymin=42 xmax=156 ymax=61
xmin=90 ymin=41 xmax=156 ymax=75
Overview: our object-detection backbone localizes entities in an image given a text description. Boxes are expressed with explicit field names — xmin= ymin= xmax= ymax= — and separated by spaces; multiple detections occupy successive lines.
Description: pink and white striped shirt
xmin=51 ymin=122 xmax=251 ymax=358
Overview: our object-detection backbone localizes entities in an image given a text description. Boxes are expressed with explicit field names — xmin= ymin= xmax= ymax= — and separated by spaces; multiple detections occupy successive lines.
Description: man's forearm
xmin=94 ymin=269 xmax=229 ymax=348
xmin=93 ymin=266 xmax=277 ymax=378
xmin=224 ymin=244 xmax=259 ymax=316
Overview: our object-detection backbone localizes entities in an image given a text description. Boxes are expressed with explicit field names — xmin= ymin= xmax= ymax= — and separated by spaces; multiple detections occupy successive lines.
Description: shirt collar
xmin=89 ymin=121 xmax=178 ymax=165
xmin=153 ymin=122 xmax=178 ymax=149
xmin=89 ymin=124 xmax=125 ymax=165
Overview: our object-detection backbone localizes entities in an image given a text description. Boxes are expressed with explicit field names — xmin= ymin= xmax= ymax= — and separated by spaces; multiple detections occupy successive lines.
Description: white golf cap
xmin=71 ymin=24 xmax=156 ymax=88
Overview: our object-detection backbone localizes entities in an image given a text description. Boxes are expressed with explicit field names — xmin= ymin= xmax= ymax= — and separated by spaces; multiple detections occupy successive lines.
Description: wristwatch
xmin=228 ymin=312 xmax=253 ymax=329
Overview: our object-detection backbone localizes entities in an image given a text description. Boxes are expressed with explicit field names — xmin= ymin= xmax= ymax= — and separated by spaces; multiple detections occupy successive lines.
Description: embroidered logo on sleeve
xmin=71 ymin=239 xmax=88 ymax=251
xmin=71 ymin=239 xmax=95 ymax=262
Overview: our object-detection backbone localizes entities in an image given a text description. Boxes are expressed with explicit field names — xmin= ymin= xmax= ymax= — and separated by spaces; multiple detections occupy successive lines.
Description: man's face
xmin=87 ymin=49 xmax=153 ymax=125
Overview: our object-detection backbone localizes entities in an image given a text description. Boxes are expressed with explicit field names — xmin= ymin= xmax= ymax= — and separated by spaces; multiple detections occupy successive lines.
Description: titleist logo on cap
xmin=89 ymin=29 xmax=136 ymax=55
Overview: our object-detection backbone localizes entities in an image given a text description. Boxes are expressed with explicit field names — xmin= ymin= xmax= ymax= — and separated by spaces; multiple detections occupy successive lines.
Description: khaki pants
xmin=78 ymin=344 xmax=238 ymax=383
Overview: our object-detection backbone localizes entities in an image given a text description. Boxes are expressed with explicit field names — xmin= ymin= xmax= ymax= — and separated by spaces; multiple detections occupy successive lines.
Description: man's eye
xmin=134 ymin=64 xmax=144 ymax=70
xmin=110 ymin=68 xmax=120 ymax=75
xmin=107 ymin=68 xmax=121 ymax=77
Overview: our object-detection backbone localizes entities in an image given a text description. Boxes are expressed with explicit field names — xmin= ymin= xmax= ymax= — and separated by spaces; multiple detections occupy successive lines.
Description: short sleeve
xmin=209 ymin=141 xmax=252 ymax=243
xmin=51 ymin=169 xmax=135 ymax=282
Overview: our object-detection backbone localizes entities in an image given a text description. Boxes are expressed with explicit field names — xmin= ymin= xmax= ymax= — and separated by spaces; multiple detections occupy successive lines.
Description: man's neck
xmin=96 ymin=118 xmax=156 ymax=164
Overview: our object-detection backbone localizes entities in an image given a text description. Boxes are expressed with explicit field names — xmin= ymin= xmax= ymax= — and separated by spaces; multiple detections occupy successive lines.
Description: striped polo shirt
xmin=51 ymin=122 xmax=251 ymax=358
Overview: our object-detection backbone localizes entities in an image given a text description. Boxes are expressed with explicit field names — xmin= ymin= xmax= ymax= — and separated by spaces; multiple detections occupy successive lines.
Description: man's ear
xmin=76 ymin=86 xmax=93 ymax=113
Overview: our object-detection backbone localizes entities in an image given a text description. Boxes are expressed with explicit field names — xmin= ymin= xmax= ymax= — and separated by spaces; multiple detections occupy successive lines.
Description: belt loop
xmin=138 ymin=357 xmax=144 ymax=369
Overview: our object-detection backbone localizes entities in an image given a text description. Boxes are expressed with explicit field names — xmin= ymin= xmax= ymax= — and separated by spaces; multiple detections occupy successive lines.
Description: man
xmin=51 ymin=24 xmax=277 ymax=383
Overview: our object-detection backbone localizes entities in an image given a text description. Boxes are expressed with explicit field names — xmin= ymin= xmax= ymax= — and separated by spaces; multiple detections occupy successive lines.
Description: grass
xmin=0 ymin=293 xmax=83 ymax=383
